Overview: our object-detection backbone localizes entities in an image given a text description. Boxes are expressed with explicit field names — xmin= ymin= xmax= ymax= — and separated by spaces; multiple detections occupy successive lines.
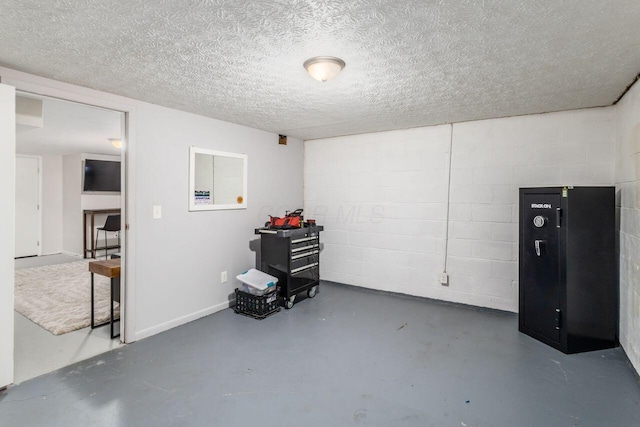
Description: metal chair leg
xmin=110 ymin=278 xmax=114 ymax=338
xmin=94 ymin=230 xmax=100 ymax=259
xmin=91 ymin=273 xmax=95 ymax=328
xmin=110 ymin=277 xmax=120 ymax=339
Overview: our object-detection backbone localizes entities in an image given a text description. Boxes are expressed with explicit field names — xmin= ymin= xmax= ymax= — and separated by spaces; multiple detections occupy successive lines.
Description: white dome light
xmin=303 ymin=56 xmax=346 ymax=82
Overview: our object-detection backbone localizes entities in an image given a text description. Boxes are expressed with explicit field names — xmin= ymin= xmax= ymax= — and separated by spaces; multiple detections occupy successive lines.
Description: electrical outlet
xmin=440 ymin=272 xmax=449 ymax=286
xmin=221 ymin=271 xmax=228 ymax=284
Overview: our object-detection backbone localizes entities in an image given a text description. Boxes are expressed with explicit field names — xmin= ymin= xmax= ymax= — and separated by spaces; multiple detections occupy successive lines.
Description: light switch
xmin=153 ymin=205 xmax=162 ymax=219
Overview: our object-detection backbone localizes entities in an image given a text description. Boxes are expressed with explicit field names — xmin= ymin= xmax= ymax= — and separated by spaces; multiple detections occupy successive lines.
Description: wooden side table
xmin=89 ymin=259 xmax=121 ymax=339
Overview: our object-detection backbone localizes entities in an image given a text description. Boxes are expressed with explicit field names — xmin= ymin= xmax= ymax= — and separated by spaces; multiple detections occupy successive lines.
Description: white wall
xmin=1 ymin=67 xmax=304 ymax=344
xmin=62 ymin=153 xmax=82 ymax=255
xmin=0 ymin=83 xmax=16 ymax=388
xmin=305 ymin=125 xmax=452 ymax=298
xmin=134 ymin=104 xmax=303 ymax=336
xmin=447 ymin=108 xmax=614 ymax=311
xmin=614 ymin=78 xmax=640 ymax=373
xmin=305 ymin=107 xmax=615 ymax=312
xmin=4 ymin=65 xmax=630 ymax=370
xmin=41 ymin=155 xmax=63 ymax=255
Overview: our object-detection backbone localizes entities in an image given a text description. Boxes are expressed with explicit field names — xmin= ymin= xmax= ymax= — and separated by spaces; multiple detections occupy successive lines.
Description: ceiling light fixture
xmin=303 ymin=56 xmax=345 ymax=82
xmin=109 ymin=138 xmax=122 ymax=149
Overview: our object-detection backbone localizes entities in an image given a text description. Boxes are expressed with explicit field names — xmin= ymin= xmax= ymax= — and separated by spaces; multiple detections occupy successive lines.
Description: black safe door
xmin=521 ymin=192 xmax=562 ymax=344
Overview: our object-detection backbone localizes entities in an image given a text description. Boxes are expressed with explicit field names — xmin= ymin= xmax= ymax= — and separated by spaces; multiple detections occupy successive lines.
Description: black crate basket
xmin=234 ymin=287 xmax=281 ymax=319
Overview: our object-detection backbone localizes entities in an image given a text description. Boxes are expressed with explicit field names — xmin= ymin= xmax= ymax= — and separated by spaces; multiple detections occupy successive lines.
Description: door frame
xmin=1 ymin=66 xmax=138 ymax=351
xmin=0 ymin=83 xmax=16 ymax=390
xmin=14 ymin=154 xmax=42 ymax=258
xmin=14 ymin=90 xmax=130 ymax=346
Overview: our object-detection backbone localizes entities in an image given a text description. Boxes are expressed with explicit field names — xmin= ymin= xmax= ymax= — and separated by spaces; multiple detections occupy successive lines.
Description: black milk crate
xmin=234 ymin=287 xmax=281 ymax=319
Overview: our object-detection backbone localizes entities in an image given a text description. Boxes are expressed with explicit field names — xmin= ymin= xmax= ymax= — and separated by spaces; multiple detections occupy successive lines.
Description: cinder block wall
xmin=305 ymin=107 xmax=615 ymax=312
xmin=614 ymin=78 xmax=640 ymax=373
xmin=447 ymin=108 xmax=614 ymax=311
xmin=305 ymin=125 xmax=451 ymax=300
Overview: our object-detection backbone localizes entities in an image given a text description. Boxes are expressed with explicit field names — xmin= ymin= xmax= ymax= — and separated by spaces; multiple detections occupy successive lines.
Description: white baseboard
xmin=133 ymin=300 xmax=232 ymax=342
xmin=41 ymin=251 xmax=61 ymax=256
xmin=61 ymin=250 xmax=83 ymax=258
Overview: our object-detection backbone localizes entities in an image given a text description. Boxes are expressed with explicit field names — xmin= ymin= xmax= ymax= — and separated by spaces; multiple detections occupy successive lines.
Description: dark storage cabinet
xmin=519 ymin=187 xmax=617 ymax=354
xmin=255 ymin=225 xmax=323 ymax=309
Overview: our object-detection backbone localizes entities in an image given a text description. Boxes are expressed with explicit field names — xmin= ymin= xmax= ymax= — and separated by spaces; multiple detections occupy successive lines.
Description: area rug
xmin=15 ymin=260 xmax=119 ymax=335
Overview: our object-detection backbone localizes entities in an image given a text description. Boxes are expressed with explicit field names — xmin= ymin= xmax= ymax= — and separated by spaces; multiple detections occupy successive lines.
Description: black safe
xmin=519 ymin=187 xmax=617 ymax=354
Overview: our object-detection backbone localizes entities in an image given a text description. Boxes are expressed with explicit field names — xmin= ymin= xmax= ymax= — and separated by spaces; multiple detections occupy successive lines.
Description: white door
xmin=15 ymin=156 xmax=40 ymax=258
xmin=0 ymin=83 xmax=16 ymax=389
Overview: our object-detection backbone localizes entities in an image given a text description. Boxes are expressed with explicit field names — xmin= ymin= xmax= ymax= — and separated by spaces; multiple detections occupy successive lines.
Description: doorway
xmin=13 ymin=92 xmax=127 ymax=383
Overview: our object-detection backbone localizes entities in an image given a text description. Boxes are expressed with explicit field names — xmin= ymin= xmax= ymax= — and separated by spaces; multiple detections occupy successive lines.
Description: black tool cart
xmin=255 ymin=225 xmax=323 ymax=309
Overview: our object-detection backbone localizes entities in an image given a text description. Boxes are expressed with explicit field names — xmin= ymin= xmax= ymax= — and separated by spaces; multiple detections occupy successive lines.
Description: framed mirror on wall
xmin=189 ymin=147 xmax=248 ymax=211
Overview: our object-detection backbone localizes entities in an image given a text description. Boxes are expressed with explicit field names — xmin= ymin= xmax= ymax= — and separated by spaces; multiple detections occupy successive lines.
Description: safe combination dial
xmin=533 ymin=215 xmax=546 ymax=228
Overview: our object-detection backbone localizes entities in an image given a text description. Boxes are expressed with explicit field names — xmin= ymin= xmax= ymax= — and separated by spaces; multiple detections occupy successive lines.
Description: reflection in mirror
xmin=189 ymin=147 xmax=247 ymax=211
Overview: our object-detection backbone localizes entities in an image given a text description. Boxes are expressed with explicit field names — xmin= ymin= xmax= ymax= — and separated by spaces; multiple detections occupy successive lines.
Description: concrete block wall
xmin=305 ymin=107 xmax=615 ymax=312
xmin=448 ymin=108 xmax=615 ymax=311
xmin=305 ymin=126 xmax=451 ymax=298
xmin=614 ymin=78 xmax=640 ymax=373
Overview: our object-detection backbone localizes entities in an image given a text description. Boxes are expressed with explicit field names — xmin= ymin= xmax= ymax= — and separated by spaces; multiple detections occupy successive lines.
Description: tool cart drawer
xmin=290 ymin=249 xmax=319 ymax=270
xmin=290 ymin=237 xmax=319 ymax=253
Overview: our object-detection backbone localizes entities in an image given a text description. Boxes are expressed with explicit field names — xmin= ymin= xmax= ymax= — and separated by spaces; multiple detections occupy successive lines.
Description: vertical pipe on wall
xmin=442 ymin=123 xmax=454 ymax=274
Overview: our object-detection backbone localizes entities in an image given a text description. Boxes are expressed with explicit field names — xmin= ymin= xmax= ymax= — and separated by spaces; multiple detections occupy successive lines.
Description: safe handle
xmin=556 ymin=208 xmax=561 ymax=228
xmin=534 ymin=240 xmax=543 ymax=257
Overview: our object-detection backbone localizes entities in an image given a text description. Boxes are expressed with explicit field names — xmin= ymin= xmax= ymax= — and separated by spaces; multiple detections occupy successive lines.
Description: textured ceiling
xmin=1 ymin=1 xmax=639 ymax=140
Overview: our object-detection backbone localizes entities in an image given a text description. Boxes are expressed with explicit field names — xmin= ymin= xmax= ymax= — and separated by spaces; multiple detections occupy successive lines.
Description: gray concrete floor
xmin=14 ymin=312 xmax=122 ymax=384
xmin=1 ymin=282 xmax=639 ymax=426
xmin=14 ymin=253 xmax=122 ymax=383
